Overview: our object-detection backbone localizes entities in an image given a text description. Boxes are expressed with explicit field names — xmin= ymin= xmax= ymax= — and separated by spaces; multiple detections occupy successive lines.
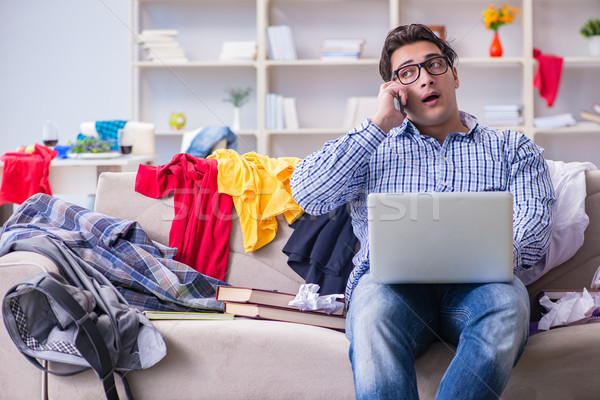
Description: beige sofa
xmin=1 ymin=170 xmax=600 ymax=399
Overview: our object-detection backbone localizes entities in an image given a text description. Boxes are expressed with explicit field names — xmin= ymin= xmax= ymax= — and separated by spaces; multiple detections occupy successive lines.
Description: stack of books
xmin=216 ymin=286 xmax=346 ymax=330
xmin=483 ymin=104 xmax=523 ymax=126
xmin=219 ymin=41 xmax=257 ymax=61
xmin=266 ymin=25 xmax=297 ymax=60
xmin=319 ymin=38 xmax=365 ymax=61
xmin=265 ymin=93 xmax=299 ymax=130
xmin=138 ymin=29 xmax=188 ymax=63
xmin=534 ymin=113 xmax=577 ymax=129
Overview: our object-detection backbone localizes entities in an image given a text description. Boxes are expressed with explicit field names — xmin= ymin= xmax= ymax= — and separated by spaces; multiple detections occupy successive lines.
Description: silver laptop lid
xmin=367 ymin=191 xmax=513 ymax=284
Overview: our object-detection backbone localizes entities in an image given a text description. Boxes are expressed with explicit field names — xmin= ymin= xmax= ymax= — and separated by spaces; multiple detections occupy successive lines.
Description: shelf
xmin=133 ymin=60 xmax=257 ymax=68
xmin=534 ymin=123 xmax=600 ymax=135
xmin=266 ymin=58 xmax=379 ymax=67
xmin=266 ymin=128 xmax=348 ymax=135
xmin=458 ymin=57 xmax=525 ymax=66
xmin=156 ymin=129 xmax=258 ymax=136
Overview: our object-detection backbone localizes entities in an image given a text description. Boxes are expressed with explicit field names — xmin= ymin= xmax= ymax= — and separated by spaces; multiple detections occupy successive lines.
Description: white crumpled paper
xmin=288 ymin=284 xmax=344 ymax=315
xmin=538 ymin=288 xmax=600 ymax=331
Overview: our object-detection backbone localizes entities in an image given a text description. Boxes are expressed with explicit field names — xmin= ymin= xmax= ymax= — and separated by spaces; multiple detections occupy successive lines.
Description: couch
xmin=1 ymin=170 xmax=600 ymax=399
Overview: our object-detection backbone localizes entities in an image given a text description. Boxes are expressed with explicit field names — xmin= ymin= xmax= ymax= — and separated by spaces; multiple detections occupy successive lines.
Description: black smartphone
xmin=394 ymin=96 xmax=405 ymax=114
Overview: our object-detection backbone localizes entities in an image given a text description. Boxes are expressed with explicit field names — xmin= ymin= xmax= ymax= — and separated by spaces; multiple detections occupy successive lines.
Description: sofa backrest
xmin=94 ymin=172 xmax=304 ymax=294
xmin=95 ymin=170 xmax=600 ymax=310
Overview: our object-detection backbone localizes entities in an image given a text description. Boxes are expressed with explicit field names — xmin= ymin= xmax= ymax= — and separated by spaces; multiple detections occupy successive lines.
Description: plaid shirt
xmin=0 ymin=193 xmax=225 ymax=312
xmin=291 ymin=112 xmax=555 ymax=303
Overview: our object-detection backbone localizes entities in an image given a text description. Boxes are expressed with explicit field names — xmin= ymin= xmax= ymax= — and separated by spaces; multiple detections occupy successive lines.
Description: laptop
xmin=367 ymin=191 xmax=513 ymax=284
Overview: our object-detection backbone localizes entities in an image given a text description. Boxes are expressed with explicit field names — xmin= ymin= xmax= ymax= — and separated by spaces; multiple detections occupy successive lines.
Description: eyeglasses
xmin=392 ymin=55 xmax=450 ymax=85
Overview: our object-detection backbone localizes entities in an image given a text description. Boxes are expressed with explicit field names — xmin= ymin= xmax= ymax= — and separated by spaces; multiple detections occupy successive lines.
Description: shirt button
xmin=444 ymin=157 xmax=448 ymax=162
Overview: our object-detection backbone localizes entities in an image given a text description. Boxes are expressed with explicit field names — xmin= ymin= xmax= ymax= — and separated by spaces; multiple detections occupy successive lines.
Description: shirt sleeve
xmin=510 ymin=134 xmax=556 ymax=269
xmin=290 ymin=119 xmax=387 ymax=215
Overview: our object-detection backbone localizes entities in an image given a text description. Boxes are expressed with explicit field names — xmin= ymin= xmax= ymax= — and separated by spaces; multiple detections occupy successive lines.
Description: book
xmin=219 ymin=41 xmax=257 ymax=61
xmin=223 ymin=302 xmax=346 ymax=330
xmin=533 ymin=113 xmax=576 ymax=129
xmin=283 ymin=97 xmax=299 ymax=129
xmin=538 ymin=289 xmax=600 ymax=301
xmin=216 ymin=285 xmax=344 ymax=316
xmin=143 ymin=311 xmax=235 ymax=320
xmin=342 ymin=97 xmax=378 ymax=129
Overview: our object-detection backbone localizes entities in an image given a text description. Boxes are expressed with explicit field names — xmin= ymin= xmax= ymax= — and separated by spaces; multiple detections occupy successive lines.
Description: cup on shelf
xmin=42 ymin=120 xmax=59 ymax=147
xmin=118 ymin=128 xmax=134 ymax=155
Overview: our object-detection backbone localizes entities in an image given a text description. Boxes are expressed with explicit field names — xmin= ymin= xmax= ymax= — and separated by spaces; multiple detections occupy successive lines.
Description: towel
xmin=0 ymin=144 xmax=57 ymax=206
xmin=533 ymin=48 xmax=563 ymax=108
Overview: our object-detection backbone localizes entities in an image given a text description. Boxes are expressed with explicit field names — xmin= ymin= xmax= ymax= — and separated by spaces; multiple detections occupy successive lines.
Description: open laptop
xmin=367 ymin=191 xmax=513 ymax=284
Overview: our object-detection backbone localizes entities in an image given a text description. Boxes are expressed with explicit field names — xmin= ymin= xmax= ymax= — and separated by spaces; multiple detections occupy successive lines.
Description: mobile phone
xmin=394 ymin=96 xmax=405 ymax=114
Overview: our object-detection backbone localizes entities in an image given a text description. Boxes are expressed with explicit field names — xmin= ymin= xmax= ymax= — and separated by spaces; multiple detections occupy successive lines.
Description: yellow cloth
xmin=208 ymin=149 xmax=303 ymax=252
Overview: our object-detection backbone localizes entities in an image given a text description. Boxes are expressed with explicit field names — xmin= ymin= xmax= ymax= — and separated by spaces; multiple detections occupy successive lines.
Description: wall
xmin=0 ymin=0 xmax=129 ymax=155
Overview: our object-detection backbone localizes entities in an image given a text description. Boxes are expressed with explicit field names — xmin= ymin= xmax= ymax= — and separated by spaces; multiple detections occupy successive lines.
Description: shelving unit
xmin=130 ymin=0 xmax=600 ymax=163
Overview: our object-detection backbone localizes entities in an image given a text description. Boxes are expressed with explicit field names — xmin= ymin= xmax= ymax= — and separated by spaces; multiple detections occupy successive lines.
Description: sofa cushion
xmin=415 ymin=323 xmax=600 ymax=399
xmin=47 ymin=319 xmax=355 ymax=400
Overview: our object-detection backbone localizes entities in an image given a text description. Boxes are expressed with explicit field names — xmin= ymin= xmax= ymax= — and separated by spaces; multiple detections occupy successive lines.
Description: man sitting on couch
xmin=290 ymin=24 xmax=555 ymax=399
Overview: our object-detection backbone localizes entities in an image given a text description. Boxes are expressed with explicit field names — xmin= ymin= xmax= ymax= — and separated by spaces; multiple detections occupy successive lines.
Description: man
xmin=290 ymin=24 xmax=555 ymax=399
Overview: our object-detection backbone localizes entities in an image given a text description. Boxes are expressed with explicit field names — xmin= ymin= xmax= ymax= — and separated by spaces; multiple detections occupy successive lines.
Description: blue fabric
xmin=290 ymin=112 xmax=556 ymax=304
xmin=346 ymin=272 xmax=530 ymax=399
xmin=0 ymin=193 xmax=226 ymax=312
xmin=96 ymin=120 xmax=127 ymax=150
xmin=185 ymin=126 xmax=237 ymax=159
xmin=282 ymin=205 xmax=357 ymax=295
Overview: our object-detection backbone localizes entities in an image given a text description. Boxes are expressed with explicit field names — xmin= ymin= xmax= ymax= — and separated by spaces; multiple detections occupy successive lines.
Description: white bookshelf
xmin=130 ymin=0 xmax=600 ymax=162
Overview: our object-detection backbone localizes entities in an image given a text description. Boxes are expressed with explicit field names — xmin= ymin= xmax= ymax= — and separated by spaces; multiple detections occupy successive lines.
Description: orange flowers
xmin=483 ymin=3 xmax=521 ymax=32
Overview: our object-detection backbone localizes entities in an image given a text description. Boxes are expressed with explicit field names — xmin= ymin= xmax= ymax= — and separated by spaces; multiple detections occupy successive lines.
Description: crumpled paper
xmin=288 ymin=284 xmax=344 ymax=315
xmin=592 ymin=265 xmax=600 ymax=290
xmin=538 ymin=288 xmax=600 ymax=331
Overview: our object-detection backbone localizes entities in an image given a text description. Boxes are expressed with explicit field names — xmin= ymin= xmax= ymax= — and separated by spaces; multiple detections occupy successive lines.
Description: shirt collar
xmin=390 ymin=111 xmax=480 ymax=140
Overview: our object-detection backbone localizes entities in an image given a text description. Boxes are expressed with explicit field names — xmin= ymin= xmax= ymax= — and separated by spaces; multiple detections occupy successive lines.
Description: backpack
xmin=2 ymin=270 xmax=166 ymax=400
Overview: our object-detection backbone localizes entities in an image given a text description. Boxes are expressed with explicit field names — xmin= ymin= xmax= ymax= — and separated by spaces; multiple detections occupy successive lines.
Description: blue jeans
xmin=345 ymin=273 xmax=530 ymax=400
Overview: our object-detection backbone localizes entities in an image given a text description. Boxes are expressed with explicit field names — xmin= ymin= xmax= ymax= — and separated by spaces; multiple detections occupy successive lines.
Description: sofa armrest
xmin=0 ymin=251 xmax=61 ymax=400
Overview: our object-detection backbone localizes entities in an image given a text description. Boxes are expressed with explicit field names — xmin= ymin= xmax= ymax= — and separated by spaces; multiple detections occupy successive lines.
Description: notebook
xmin=367 ymin=191 xmax=514 ymax=284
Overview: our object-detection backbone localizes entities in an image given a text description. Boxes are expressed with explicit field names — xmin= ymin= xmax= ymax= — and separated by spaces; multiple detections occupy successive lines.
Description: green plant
xmin=69 ymin=136 xmax=113 ymax=153
xmin=223 ymin=86 xmax=252 ymax=108
xmin=580 ymin=19 xmax=600 ymax=38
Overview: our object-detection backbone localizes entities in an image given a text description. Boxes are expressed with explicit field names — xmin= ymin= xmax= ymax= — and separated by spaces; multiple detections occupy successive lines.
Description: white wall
xmin=0 ymin=0 xmax=129 ymax=155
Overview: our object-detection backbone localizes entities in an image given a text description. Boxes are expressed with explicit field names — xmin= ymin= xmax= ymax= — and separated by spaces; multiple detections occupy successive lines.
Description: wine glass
xmin=42 ymin=120 xmax=59 ymax=147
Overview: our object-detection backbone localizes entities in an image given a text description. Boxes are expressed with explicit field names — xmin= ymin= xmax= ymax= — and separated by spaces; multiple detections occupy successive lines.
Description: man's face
xmin=390 ymin=41 xmax=460 ymax=130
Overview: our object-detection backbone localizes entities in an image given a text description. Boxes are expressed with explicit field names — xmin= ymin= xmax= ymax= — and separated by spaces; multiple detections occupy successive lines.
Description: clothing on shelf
xmin=0 ymin=193 xmax=226 ymax=312
xmin=208 ymin=149 xmax=303 ymax=252
xmin=0 ymin=144 xmax=57 ymax=206
xmin=533 ymin=48 xmax=563 ymax=108
xmin=184 ymin=126 xmax=238 ymax=159
xmin=283 ymin=205 xmax=358 ymax=295
xmin=135 ymin=153 xmax=233 ymax=281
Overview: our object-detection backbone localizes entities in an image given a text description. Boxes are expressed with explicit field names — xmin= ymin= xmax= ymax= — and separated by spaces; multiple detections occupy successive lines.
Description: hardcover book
xmin=223 ymin=302 xmax=346 ymax=331
xmin=216 ymin=285 xmax=344 ymax=316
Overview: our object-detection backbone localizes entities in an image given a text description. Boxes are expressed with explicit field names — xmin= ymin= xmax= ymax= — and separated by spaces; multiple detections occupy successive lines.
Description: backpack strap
xmin=35 ymin=275 xmax=128 ymax=400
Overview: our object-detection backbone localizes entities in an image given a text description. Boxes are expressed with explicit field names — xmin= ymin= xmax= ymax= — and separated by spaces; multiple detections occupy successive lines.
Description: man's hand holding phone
xmin=370 ymin=81 xmax=407 ymax=134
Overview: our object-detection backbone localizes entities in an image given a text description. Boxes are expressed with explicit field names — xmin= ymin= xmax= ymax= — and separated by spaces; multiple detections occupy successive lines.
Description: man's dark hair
xmin=379 ymin=24 xmax=458 ymax=82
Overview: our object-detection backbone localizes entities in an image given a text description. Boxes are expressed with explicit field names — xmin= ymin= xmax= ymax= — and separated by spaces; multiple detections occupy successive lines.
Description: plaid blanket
xmin=0 ymin=193 xmax=226 ymax=312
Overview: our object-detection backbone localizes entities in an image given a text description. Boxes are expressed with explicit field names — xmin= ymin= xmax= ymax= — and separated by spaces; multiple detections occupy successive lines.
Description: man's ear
xmin=452 ymin=66 xmax=459 ymax=89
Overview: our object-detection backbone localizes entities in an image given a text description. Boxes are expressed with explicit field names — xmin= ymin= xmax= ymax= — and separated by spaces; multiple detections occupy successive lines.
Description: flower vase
xmin=232 ymin=107 xmax=241 ymax=131
xmin=489 ymin=31 xmax=503 ymax=57
xmin=589 ymin=36 xmax=600 ymax=57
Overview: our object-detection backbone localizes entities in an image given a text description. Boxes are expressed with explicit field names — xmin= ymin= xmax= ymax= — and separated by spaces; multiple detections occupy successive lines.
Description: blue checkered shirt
xmin=290 ymin=112 xmax=555 ymax=303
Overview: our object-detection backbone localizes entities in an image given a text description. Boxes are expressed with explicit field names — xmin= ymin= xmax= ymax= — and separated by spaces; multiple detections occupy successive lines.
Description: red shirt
xmin=0 ymin=144 xmax=57 ymax=206
xmin=135 ymin=154 xmax=233 ymax=281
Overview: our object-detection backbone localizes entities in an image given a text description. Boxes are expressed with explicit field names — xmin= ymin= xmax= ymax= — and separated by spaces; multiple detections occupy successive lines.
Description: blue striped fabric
xmin=291 ymin=112 xmax=555 ymax=303
xmin=0 ymin=193 xmax=226 ymax=312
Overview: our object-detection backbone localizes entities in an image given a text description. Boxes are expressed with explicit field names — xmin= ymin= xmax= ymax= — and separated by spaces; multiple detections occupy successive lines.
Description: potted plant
xmin=224 ymin=86 xmax=252 ymax=131
xmin=580 ymin=18 xmax=600 ymax=57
